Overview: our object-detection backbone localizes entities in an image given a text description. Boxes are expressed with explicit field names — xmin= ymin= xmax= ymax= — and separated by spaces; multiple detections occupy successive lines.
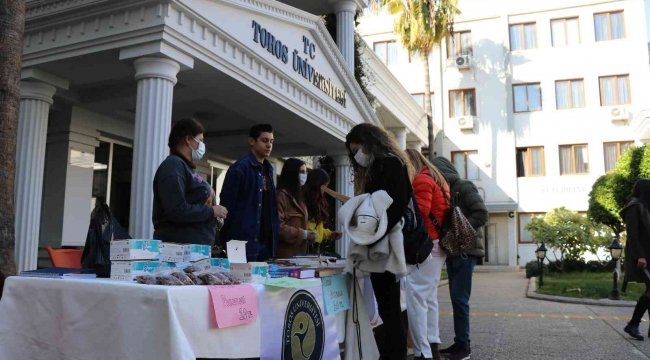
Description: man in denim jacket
xmin=220 ymin=124 xmax=279 ymax=261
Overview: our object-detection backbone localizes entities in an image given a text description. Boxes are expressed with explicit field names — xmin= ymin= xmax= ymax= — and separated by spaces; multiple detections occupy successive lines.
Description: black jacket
xmin=152 ymin=154 xmax=216 ymax=245
xmin=621 ymin=198 xmax=650 ymax=284
xmin=432 ymin=157 xmax=488 ymax=258
xmin=364 ymin=155 xmax=412 ymax=233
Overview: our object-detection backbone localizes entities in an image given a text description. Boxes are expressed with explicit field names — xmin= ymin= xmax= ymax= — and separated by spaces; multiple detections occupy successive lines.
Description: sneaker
xmin=625 ymin=324 xmax=644 ymax=341
xmin=448 ymin=348 xmax=471 ymax=360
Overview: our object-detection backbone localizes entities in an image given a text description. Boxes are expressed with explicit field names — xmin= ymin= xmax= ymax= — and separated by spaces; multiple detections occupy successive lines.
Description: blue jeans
xmin=446 ymin=255 xmax=477 ymax=351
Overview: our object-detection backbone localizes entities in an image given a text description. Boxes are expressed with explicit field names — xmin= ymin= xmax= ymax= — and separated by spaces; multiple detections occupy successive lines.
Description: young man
xmin=220 ymin=124 xmax=279 ymax=262
xmin=431 ymin=157 xmax=488 ymax=360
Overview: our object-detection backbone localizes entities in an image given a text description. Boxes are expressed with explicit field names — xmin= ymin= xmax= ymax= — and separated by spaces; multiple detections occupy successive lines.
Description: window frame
xmin=518 ymin=212 xmax=545 ymax=244
xmin=373 ymin=40 xmax=398 ymax=66
xmin=599 ymin=74 xmax=631 ymax=106
xmin=513 ymin=83 xmax=542 ymax=113
xmin=555 ymin=78 xmax=585 ymax=109
xmin=559 ymin=144 xmax=590 ymax=175
xmin=509 ymin=22 xmax=538 ymax=51
xmin=411 ymin=92 xmax=434 ymax=111
xmin=449 ymin=88 xmax=477 ymax=117
xmin=516 ymin=146 xmax=546 ymax=177
xmin=451 ymin=150 xmax=479 ymax=180
xmin=550 ymin=17 xmax=581 ymax=47
xmin=603 ymin=141 xmax=634 ymax=173
xmin=447 ymin=30 xmax=473 ymax=59
xmin=594 ymin=10 xmax=626 ymax=42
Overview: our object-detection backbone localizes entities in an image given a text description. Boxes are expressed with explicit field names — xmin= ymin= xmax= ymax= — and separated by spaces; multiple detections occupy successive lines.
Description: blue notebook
xmin=19 ymin=267 xmax=96 ymax=279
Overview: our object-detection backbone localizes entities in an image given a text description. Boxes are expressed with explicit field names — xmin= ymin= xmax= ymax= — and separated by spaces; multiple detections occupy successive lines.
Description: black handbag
xmin=402 ymin=192 xmax=434 ymax=265
xmin=81 ymin=204 xmax=131 ymax=277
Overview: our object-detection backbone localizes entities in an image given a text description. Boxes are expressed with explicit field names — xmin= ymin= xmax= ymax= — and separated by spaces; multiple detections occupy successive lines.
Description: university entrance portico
xmin=17 ymin=0 xmax=376 ymax=271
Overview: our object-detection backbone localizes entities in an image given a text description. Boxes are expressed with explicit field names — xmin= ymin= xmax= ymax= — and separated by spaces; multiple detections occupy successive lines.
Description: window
xmin=374 ymin=41 xmax=398 ymax=66
xmin=452 ymin=150 xmax=480 ymax=180
xmin=600 ymin=75 xmax=630 ymax=106
xmin=516 ymin=147 xmax=545 ymax=177
xmin=594 ymin=11 xmax=625 ymax=41
xmin=551 ymin=18 xmax=580 ymax=47
xmin=411 ymin=93 xmax=435 ymax=114
xmin=559 ymin=144 xmax=589 ymax=175
xmin=449 ymin=89 xmax=476 ymax=117
xmin=604 ymin=141 xmax=633 ymax=172
xmin=513 ymin=83 xmax=542 ymax=112
xmin=447 ymin=31 xmax=472 ymax=58
xmin=555 ymin=79 xmax=585 ymax=109
xmin=519 ymin=213 xmax=545 ymax=243
xmin=510 ymin=23 xmax=537 ymax=50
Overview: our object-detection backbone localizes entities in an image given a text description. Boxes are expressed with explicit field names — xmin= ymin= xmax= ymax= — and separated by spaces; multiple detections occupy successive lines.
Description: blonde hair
xmin=405 ymin=149 xmax=449 ymax=192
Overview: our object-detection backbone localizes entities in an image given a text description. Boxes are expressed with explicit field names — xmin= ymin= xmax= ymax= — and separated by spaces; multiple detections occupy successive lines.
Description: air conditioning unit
xmin=455 ymin=55 xmax=471 ymax=70
xmin=610 ymin=107 xmax=630 ymax=123
xmin=457 ymin=116 xmax=475 ymax=131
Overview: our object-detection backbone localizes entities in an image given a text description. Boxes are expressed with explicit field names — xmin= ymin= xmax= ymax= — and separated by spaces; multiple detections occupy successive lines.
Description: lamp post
xmin=608 ymin=236 xmax=623 ymax=301
xmin=536 ymin=242 xmax=547 ymax=287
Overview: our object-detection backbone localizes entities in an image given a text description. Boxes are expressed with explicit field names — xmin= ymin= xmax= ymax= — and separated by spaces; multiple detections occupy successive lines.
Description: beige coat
xmin=276 ymin=189 xmax=309 ymax=259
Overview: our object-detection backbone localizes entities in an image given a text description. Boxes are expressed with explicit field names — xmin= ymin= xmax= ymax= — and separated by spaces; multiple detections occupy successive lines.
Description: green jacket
xmin=432 ymin=157 xmax=488 ymax=258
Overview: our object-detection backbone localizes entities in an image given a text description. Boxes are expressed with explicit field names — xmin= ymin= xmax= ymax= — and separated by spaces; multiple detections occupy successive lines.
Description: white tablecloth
xmin=0 ymin=276 xmax=342 ymax=360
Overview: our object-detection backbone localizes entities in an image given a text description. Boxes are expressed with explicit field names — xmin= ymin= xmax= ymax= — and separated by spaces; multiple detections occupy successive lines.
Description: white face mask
xmin=190 ymin=137 xmax=205 ymax=161
xmin=354 ymin=149 xmax=374 ymax=168
xmin=299 ymin=173 xmax=307 ymax=186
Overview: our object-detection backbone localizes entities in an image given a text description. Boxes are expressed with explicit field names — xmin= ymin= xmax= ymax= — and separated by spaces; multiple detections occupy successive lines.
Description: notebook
xmin=19 ymin=267 xmax=97 ymax=279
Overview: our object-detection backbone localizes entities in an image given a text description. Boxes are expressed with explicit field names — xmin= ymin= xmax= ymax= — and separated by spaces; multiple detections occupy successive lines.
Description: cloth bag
xmin=81 ymin=204 xmax=131 ymax=277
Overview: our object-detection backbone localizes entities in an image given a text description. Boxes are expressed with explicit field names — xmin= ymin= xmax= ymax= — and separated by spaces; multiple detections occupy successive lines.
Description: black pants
xmin=630 ymin=283 xmax=650 ymax=326
xmin=371 ymin=271 xmax=406 ymax=359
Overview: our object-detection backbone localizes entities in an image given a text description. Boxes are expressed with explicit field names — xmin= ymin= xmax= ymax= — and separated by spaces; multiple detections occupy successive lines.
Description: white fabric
xmin=0 ymin=276 xmax=344 ymax=360
xmin=340 ymin=191 xmax=408 ymax=279
xmin=405 ymin=254 xmax=447 ymax=357
xmin=344 ymin=276 xmax=380 ymax=360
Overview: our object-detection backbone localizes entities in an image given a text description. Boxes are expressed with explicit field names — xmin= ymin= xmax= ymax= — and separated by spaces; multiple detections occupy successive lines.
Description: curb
xmin=526 ymin=277 xmax=636 ymax=307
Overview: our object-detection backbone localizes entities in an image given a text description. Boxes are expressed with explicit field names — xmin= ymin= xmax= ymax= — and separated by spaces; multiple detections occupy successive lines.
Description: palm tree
xmin=0 ymin=0 xmax=26 ymax=280
xmin=372 ymin=0 xmax=460 ymax=160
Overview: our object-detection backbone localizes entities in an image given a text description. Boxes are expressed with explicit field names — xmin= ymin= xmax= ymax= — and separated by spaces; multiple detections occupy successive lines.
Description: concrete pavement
xmin=432 ymin=271 xmax=650 ymax=360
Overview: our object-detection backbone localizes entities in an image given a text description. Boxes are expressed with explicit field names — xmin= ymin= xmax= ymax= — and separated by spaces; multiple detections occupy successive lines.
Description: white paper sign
xmin=227 ymin=240 xmax=248 ymax=264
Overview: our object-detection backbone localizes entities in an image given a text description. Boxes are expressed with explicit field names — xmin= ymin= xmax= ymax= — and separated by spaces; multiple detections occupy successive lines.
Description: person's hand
xmin=307 ymin=231 xmax=317 ymax=244
xmin=212 ymin=205 xmax=228 ymax=219
xmin=330 ymin=231 xmax=343 ymax=240
xmin=638 ymin=258 xmax=647 ymax=269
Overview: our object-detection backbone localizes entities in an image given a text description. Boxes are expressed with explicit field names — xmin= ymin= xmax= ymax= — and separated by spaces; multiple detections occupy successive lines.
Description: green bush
xmin=525 ymin=260 xmax=547 ymax=278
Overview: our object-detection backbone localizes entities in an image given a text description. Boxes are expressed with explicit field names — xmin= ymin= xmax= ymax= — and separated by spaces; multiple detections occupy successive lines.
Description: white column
xmin=334 ymin=155 xmax=354 ymax=258
xmin=508 ymin=214 xmax=518 ymax=266
xmin=15 ymin=81 xmax=56 ymax=272
xmin=390 ymin=128 xmax=408 ymax=150
xmin=331 ymin=0 xmax=357 ymax=70
xmin=407 ymin=141 xmax=423 ymax=153
xmin=129 ymin=57 xmax=180 ymax=239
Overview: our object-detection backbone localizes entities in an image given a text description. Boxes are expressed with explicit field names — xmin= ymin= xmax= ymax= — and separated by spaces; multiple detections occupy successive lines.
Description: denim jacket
xmin=219 ymin=152 xmax=279 ymax=257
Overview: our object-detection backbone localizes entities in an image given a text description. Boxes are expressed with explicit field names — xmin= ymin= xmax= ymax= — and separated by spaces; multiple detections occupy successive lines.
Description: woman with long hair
xmin=303 ymin=169 xmax=342 ymax=254
xmin=276 ymin=158 xmax=317 ymax=258
xmin=345 ymin=123 xmax=414 ymax=360
xmin=623 ymin=179 xmax=650 ymax=340
xmin=405 ymin=149 xmax=450 ymax=360
xmin=152 ymin=118 xmax=228 ymax=245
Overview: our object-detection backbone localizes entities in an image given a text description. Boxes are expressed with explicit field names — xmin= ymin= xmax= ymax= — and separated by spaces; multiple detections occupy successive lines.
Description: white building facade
xmin=359 ymin=0 xmax=650 ymax=266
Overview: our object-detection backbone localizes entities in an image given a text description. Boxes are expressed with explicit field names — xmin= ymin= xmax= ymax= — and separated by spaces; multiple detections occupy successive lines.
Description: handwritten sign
xmin=321 ymin=273 xmax=350 ymax=315
xmin=207 ymin=285 xmax=258 ymax=328
xmin=263 ymin=277 xmax=320 ymax=289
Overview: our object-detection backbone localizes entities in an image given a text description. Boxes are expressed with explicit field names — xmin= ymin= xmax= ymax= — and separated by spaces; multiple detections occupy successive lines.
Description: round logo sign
xmin=282 ymin=290 xmax=325 ymax=360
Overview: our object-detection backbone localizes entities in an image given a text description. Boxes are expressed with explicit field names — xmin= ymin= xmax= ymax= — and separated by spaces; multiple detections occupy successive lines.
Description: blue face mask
xmin=190 ymin=137 xmax=205 ymax=161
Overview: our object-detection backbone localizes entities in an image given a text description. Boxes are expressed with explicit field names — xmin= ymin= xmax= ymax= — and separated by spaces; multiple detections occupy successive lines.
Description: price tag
xmin=321 ymin=273 xmax=350 ymax=315
xmin=207 ymin=285 xmax=259 ymax=328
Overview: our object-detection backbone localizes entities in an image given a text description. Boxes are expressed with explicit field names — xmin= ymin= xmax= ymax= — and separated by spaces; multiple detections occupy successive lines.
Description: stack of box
xmin=158 ymin=243 xmax=212 ymax=273
xmin=110 ymin=239 xmax=161 ymax=281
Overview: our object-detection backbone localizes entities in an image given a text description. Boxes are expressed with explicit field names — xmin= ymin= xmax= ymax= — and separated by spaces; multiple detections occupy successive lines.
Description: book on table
xmin=19 ymin=267 xmax=97 ymax=279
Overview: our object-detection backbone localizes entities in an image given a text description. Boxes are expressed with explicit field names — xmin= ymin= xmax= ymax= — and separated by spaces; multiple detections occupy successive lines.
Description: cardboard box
xmin=190 ymin=244 xmax=211 ymax=261
xmin=158 ymin=243 xmax=192 ymax=263
xmin=110 ymin=240 xmax=160 ymax=261
xmin=111 ymin=261 xmax=160 ymax=281
xmin=159 ymin=258 xmax=211 ymax=273
xmin=230 ymin=262 xmax=268 ymax=284
xmin=210 ymin=258 xmax=230 ymax=272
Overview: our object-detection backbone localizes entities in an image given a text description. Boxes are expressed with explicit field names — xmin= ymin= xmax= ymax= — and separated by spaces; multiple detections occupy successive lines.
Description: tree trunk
xmin=422 ymin=52 xmax=434 ymax=161
xmin=0 ymin=0 xmax=26 ymax=278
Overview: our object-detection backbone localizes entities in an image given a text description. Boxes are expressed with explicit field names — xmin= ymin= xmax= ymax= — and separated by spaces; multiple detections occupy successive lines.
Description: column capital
xmin=330 ymin=0 xmax=358 ymax=13
xmin=134 ymin=57 xmax=181 ymax=84
xmin=388 ymin=127 xmax=409 ymax=136
xmin=20 ymin=81 xmax=56 ymax=104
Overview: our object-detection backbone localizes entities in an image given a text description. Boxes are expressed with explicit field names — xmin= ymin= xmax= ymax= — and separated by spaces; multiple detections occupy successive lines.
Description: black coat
xmin=364 ymin=155 xmax=412 ymax=234
xmin=622 ymin=198 xmax=650 ymax=284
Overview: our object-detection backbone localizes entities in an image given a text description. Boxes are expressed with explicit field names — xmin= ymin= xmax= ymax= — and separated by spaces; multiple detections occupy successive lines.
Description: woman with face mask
xmin=152 ymin=118 xmax=228 ymax=245
xmin=303 ymin=169 xmax=343 ymax=254
xmin=346 ymin=123 xmax=415 ymax=360
xmin=276 ymin=158 xmax=316 ymax=259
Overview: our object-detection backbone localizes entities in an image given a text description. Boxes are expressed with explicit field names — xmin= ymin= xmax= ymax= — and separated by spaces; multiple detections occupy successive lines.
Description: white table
xmin=0 ymin=276 xmax=342 ymax=360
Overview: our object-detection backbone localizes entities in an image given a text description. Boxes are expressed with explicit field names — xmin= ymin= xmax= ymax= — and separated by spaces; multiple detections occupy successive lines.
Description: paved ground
xmin=431 ymin=271 xmax=650 ymax=360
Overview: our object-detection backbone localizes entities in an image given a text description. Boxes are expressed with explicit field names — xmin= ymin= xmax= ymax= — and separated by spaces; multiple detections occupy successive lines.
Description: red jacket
xmin=412 ymin=167 xmax=450 ymax=240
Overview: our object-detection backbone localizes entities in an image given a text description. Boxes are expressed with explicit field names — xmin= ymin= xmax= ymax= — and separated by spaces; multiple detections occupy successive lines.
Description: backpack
xmin=81 ymin=204 xmax=131 ymax=277
xmin=402 ymin=191 xmax=435 ymax=265
xmin=429 ymin=181 xmax=476 ymax=257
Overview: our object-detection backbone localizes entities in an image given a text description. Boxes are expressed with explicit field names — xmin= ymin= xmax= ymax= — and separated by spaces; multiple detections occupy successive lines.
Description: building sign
xmin=251 ymin=20 xmax=347 ymax=108
xmin=540 ymin=186 xmax=586 ymax=194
